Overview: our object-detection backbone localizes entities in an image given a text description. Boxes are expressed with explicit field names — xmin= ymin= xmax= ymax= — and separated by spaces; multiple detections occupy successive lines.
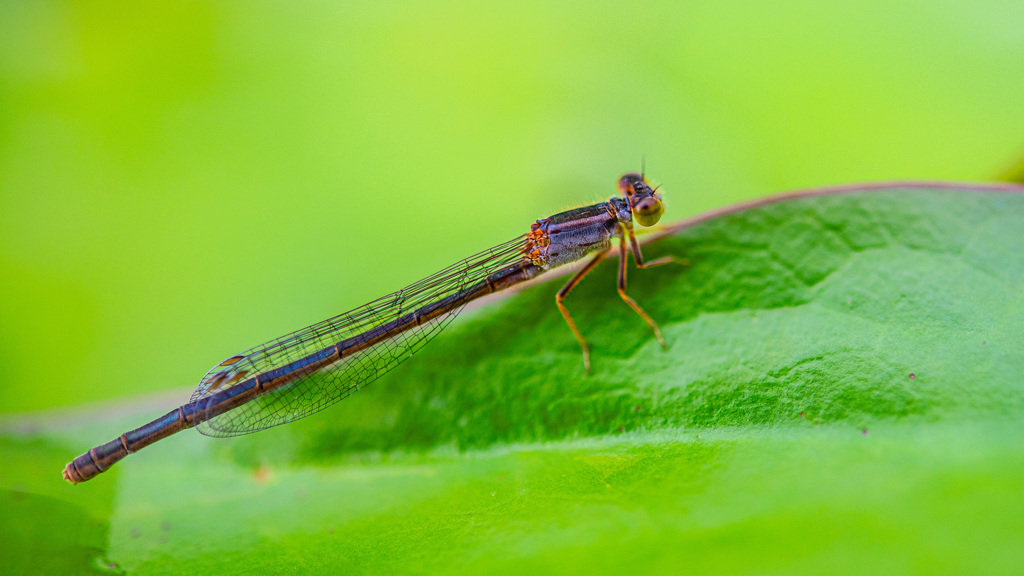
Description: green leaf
xmin=5 ymin=183 xmax=1024 ymax=575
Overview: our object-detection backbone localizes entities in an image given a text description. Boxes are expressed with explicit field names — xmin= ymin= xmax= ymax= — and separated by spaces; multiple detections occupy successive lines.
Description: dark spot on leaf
xmin=909 ymin=373 xmax=916 ymax=380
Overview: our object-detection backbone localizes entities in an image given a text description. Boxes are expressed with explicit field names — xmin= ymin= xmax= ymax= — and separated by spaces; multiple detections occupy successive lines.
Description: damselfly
xmin=63 ymin=173 xmax=680 ymax=483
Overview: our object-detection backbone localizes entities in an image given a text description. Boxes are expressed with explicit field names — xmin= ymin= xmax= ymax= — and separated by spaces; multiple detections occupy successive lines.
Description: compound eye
xmin=633 ymin=196 xmax=664 ymax=226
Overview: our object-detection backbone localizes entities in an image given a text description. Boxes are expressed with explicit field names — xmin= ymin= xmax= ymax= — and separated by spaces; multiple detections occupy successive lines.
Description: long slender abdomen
xmin=63 ymin=261 xmax=543 ymax=484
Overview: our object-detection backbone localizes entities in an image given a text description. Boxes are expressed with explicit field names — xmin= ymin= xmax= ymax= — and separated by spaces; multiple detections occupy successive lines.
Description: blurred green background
xmin=2 ymin=0 xmax=1024 ymax=413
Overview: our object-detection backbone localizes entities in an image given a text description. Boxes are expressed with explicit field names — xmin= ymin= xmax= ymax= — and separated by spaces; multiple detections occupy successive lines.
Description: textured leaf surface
xmin=4 ymin=183 xmax=1024 ymax=575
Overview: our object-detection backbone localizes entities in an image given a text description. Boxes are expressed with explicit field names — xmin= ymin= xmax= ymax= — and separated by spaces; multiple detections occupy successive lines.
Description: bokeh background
xmin=2 ymin=0 xmax=1023 ymax=414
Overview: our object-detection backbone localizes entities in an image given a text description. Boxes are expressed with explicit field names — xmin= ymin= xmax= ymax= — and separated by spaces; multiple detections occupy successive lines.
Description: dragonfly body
xmin=63 ymin=173 xmax=675 ymax=484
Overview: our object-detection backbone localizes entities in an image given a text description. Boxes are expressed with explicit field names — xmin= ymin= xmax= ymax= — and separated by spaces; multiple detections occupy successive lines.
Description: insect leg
xmin=556 ymin=252 xmax=606 ymax=372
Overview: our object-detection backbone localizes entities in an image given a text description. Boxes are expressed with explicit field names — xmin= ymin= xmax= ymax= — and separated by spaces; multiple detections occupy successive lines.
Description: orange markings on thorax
xmin=524 ymin=221 xmax=551 ymax=266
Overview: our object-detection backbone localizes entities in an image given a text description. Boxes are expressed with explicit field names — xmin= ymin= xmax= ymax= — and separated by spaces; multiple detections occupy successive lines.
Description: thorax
xmin=523 ymin=198 xmax=631 ymax=269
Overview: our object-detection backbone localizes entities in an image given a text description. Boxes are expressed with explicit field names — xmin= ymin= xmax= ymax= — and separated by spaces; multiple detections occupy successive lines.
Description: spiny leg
xmin=557 ymin=252 xmax=606 ymax=372
xmin=618 ymin=232 xmax=668 ymax=349
xmin=627 ymin=228 xmax=688 ymax=269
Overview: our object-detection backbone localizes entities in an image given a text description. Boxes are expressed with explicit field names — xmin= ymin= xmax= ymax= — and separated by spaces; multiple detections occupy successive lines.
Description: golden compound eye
xmin=633 ymin=196 xmax=664 ymax=226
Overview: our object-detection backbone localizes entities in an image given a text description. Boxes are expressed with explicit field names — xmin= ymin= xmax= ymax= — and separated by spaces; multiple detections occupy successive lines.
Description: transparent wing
xmin=188 ymin=235 xmax=528 ymax=437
